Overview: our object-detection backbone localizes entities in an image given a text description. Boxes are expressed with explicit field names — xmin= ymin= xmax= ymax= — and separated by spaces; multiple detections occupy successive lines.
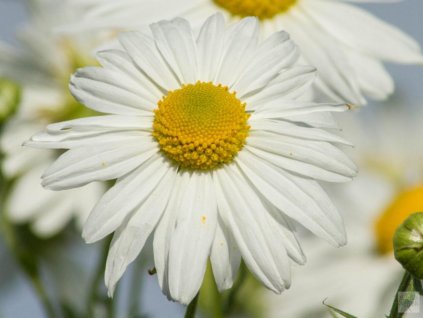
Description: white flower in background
xmin=0 ymin=0 xmax=105 ymax=237
xmin=265 ymin=104 xmax=423 ymax=318
xmin=64 ymin=0 xmax=423 ymax=106
xmin=27 ymin=14 xmax=357 ymax=304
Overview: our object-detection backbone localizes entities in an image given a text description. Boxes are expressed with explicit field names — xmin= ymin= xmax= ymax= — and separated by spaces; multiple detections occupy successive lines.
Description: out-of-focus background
xmin=1 ymin=1 xmax=422 ymax=110
xmin=0 ymin=1 xmax=184 ymax=317
xmin=0 ymin=0 xmax=422 ymax=317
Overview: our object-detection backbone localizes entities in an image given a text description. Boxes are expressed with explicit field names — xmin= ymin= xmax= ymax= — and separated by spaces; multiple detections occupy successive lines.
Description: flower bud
xmin=393 ymin=212 xmax=423 ymax=279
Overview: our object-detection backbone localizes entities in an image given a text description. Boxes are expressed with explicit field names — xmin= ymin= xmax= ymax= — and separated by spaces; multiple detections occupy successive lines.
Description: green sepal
xmin=393 ymin=212 xmax=423 ymax=279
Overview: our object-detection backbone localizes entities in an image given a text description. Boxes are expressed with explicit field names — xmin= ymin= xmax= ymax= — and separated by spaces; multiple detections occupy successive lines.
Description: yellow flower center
xmin=374 ymin=186 xmax=423 ymax=254
xmin=153 ymin=82 xmax=250 ymax=170
xmin=213 ymin=0 xmax=297 ymax=20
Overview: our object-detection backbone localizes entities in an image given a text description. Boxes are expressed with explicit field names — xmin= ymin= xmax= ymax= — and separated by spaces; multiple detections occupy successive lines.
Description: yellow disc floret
xmin=213 ymin=0 xmax=297 ymax=20
xmin=374 ymin=185 xmax=423 ymax=254
xmin=153 ymin=82 xmax=250 ymax=170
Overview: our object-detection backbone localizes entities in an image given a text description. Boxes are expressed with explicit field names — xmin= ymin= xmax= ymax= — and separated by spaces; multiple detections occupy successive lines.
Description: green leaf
xmin=323 ymin=300 xmax=358 ymax=318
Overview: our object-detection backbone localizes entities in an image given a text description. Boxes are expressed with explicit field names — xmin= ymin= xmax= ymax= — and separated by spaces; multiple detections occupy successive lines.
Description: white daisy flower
xmin=265 ymin=104 xmax=423 ymax=318
xmin=27 ymin=14 xmax=356 ymax=304
xmin=0 ymin=0 xmax=105 ymax=237
xmin=64 ymin=0 xmax=423 ymax=106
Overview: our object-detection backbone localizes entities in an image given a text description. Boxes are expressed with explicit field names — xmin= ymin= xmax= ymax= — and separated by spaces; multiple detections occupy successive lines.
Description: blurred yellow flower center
xmin=153 ymin=82 xmax=250 ymax=170
xmin=38 ymin=40 xmax=98 ymax=123
xmin=213 ymin=0 xmax=297 ymax=19
xmin=374 ymin=186 xmax=423 ymax=254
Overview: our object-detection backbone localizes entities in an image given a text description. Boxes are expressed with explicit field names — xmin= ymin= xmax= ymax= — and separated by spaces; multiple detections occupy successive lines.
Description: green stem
xmin=199 ymin=263 xmax=223 ymax=318
xmin=223 ymin=262 xmax=247 ymax=315
xmin=185 ymin=293 xmax=200 ymax=318
xmin=106 ymin=295 xmax=114 ymax=318
xmin=388 ymin=271 xmax=413 ymax=318
xmin=85 ymin=236 xmax=113 ymax=318
xmin=0 ymin=155 xmax=16 ymax=250
xmin=413 ymin=277 xmax=423 ymax=295
xmin=29 ymin=273 xmax=57 ymax=318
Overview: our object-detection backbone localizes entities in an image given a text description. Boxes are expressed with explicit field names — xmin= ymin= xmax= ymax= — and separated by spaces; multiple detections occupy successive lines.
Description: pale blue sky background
xmin=0 ymin=0 xmax=422 ymax=317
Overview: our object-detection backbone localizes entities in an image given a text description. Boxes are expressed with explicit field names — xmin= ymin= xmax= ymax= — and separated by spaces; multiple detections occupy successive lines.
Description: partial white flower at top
xmin=27 ymin=14 xmax=357 ymax=304
xmin=0 ymin=0 xmax=106 ymax=237
xmin=265 ymin=103 xmax=423 ymax=318
xmin=64 ymin=0 xmax=423 ymax=106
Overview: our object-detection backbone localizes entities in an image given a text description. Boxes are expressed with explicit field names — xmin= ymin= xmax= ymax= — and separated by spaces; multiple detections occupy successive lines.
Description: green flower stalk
xmin=393 ymin=212 xmax=423 ymax=279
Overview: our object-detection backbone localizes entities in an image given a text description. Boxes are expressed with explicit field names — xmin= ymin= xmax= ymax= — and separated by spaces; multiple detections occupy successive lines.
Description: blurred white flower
xmin=64 ymin=0 xmax=423 ymax=106
xmin=0 ymin=0 xmax=106 ymax=237
xmin=27 ymin=14 xmax=356 ymax=304
xmin=265 ymin=103 xmax=423 ymax=318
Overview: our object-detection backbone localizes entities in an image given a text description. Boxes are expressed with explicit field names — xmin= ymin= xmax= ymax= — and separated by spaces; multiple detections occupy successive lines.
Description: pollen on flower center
xmin=374 ymin=186 xmax=423 ymax=255
xmin=213 ymin=0 xmax=297 ymax=20
xmin=153 ymin=82 xmax=250 ymax=170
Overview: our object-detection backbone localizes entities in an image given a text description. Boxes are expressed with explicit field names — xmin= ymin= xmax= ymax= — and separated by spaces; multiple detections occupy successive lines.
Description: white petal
xmin=96 ymin=49 xmax=163 ymax=102
xmin=154 ymin=173 xmax=189 ymax=299
xmin=210 ymin=218 xmax=241 ymax=292
xmin=214 ymin=166 xmax=290 ymax=293
xmin=244 ymin=66 xmax=316 ymax=107
xmin=252 ymin=100 xmax=348 ymax=117
xmin=196 ymin=14 xmax=226 ymax=81
xmin=167 ymin=172 xmax=218 ymax=304
xmin=71 ymin=66 xmax=158 ymax=113
xmin=236 ymin=151 xmax=346 ymax=246
xmin=1 ymin=118 xmax=44 ymax=155
xmin=215 ymin=17 xmax=259 ymax=87
xmin=69 ymin=74 xmax=148 ymax=117
xmin=70 ymin=0 xmax=199 ymax=31
xmin=249 ymin=118 xmax=352 ymax=146
xmin=42 ymin=140 xmax=158 ymax=190
xmin=150 ymin=18 xmax=198 ymax=84
xmin=27 ymin=129 xmax=150 ymax=150
xmin=105 ymin=167 xmax=177 ymax=295
xmin=31 ymin=197 xmax=74 ymax=237
xmin=46 ymin=115 xmax=153 ymax=133
xmin=82 ymin=155 xmax=170 ymax=243
xmin=73 ymin=182 xmax=106 ymax=229
xmin=7 ymin=164 xmax=59 ymax=223
xmin=246 ymin=145 xmax=350 ymax=182
xmin=262 ymin=202 xmax=306 ymax=265
xmin=303 ymin=0 xmax=423 ymax=63
xmin=2 ymin=147 xmax=51 ymax=178
xmin=234 ymin=31 xmax=299 ymax=97
xmin=282 ymin=10 xmax=365 ymax=105
xmin=284 ymin=112 xmax=340 ymax=129
xmin=247 ymin=130 xmax=357 ymax=178
xmin=345 ymin=49 xmax=394 ymax=100
xmin=119 ymin=31 xmax=180 ymax=91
